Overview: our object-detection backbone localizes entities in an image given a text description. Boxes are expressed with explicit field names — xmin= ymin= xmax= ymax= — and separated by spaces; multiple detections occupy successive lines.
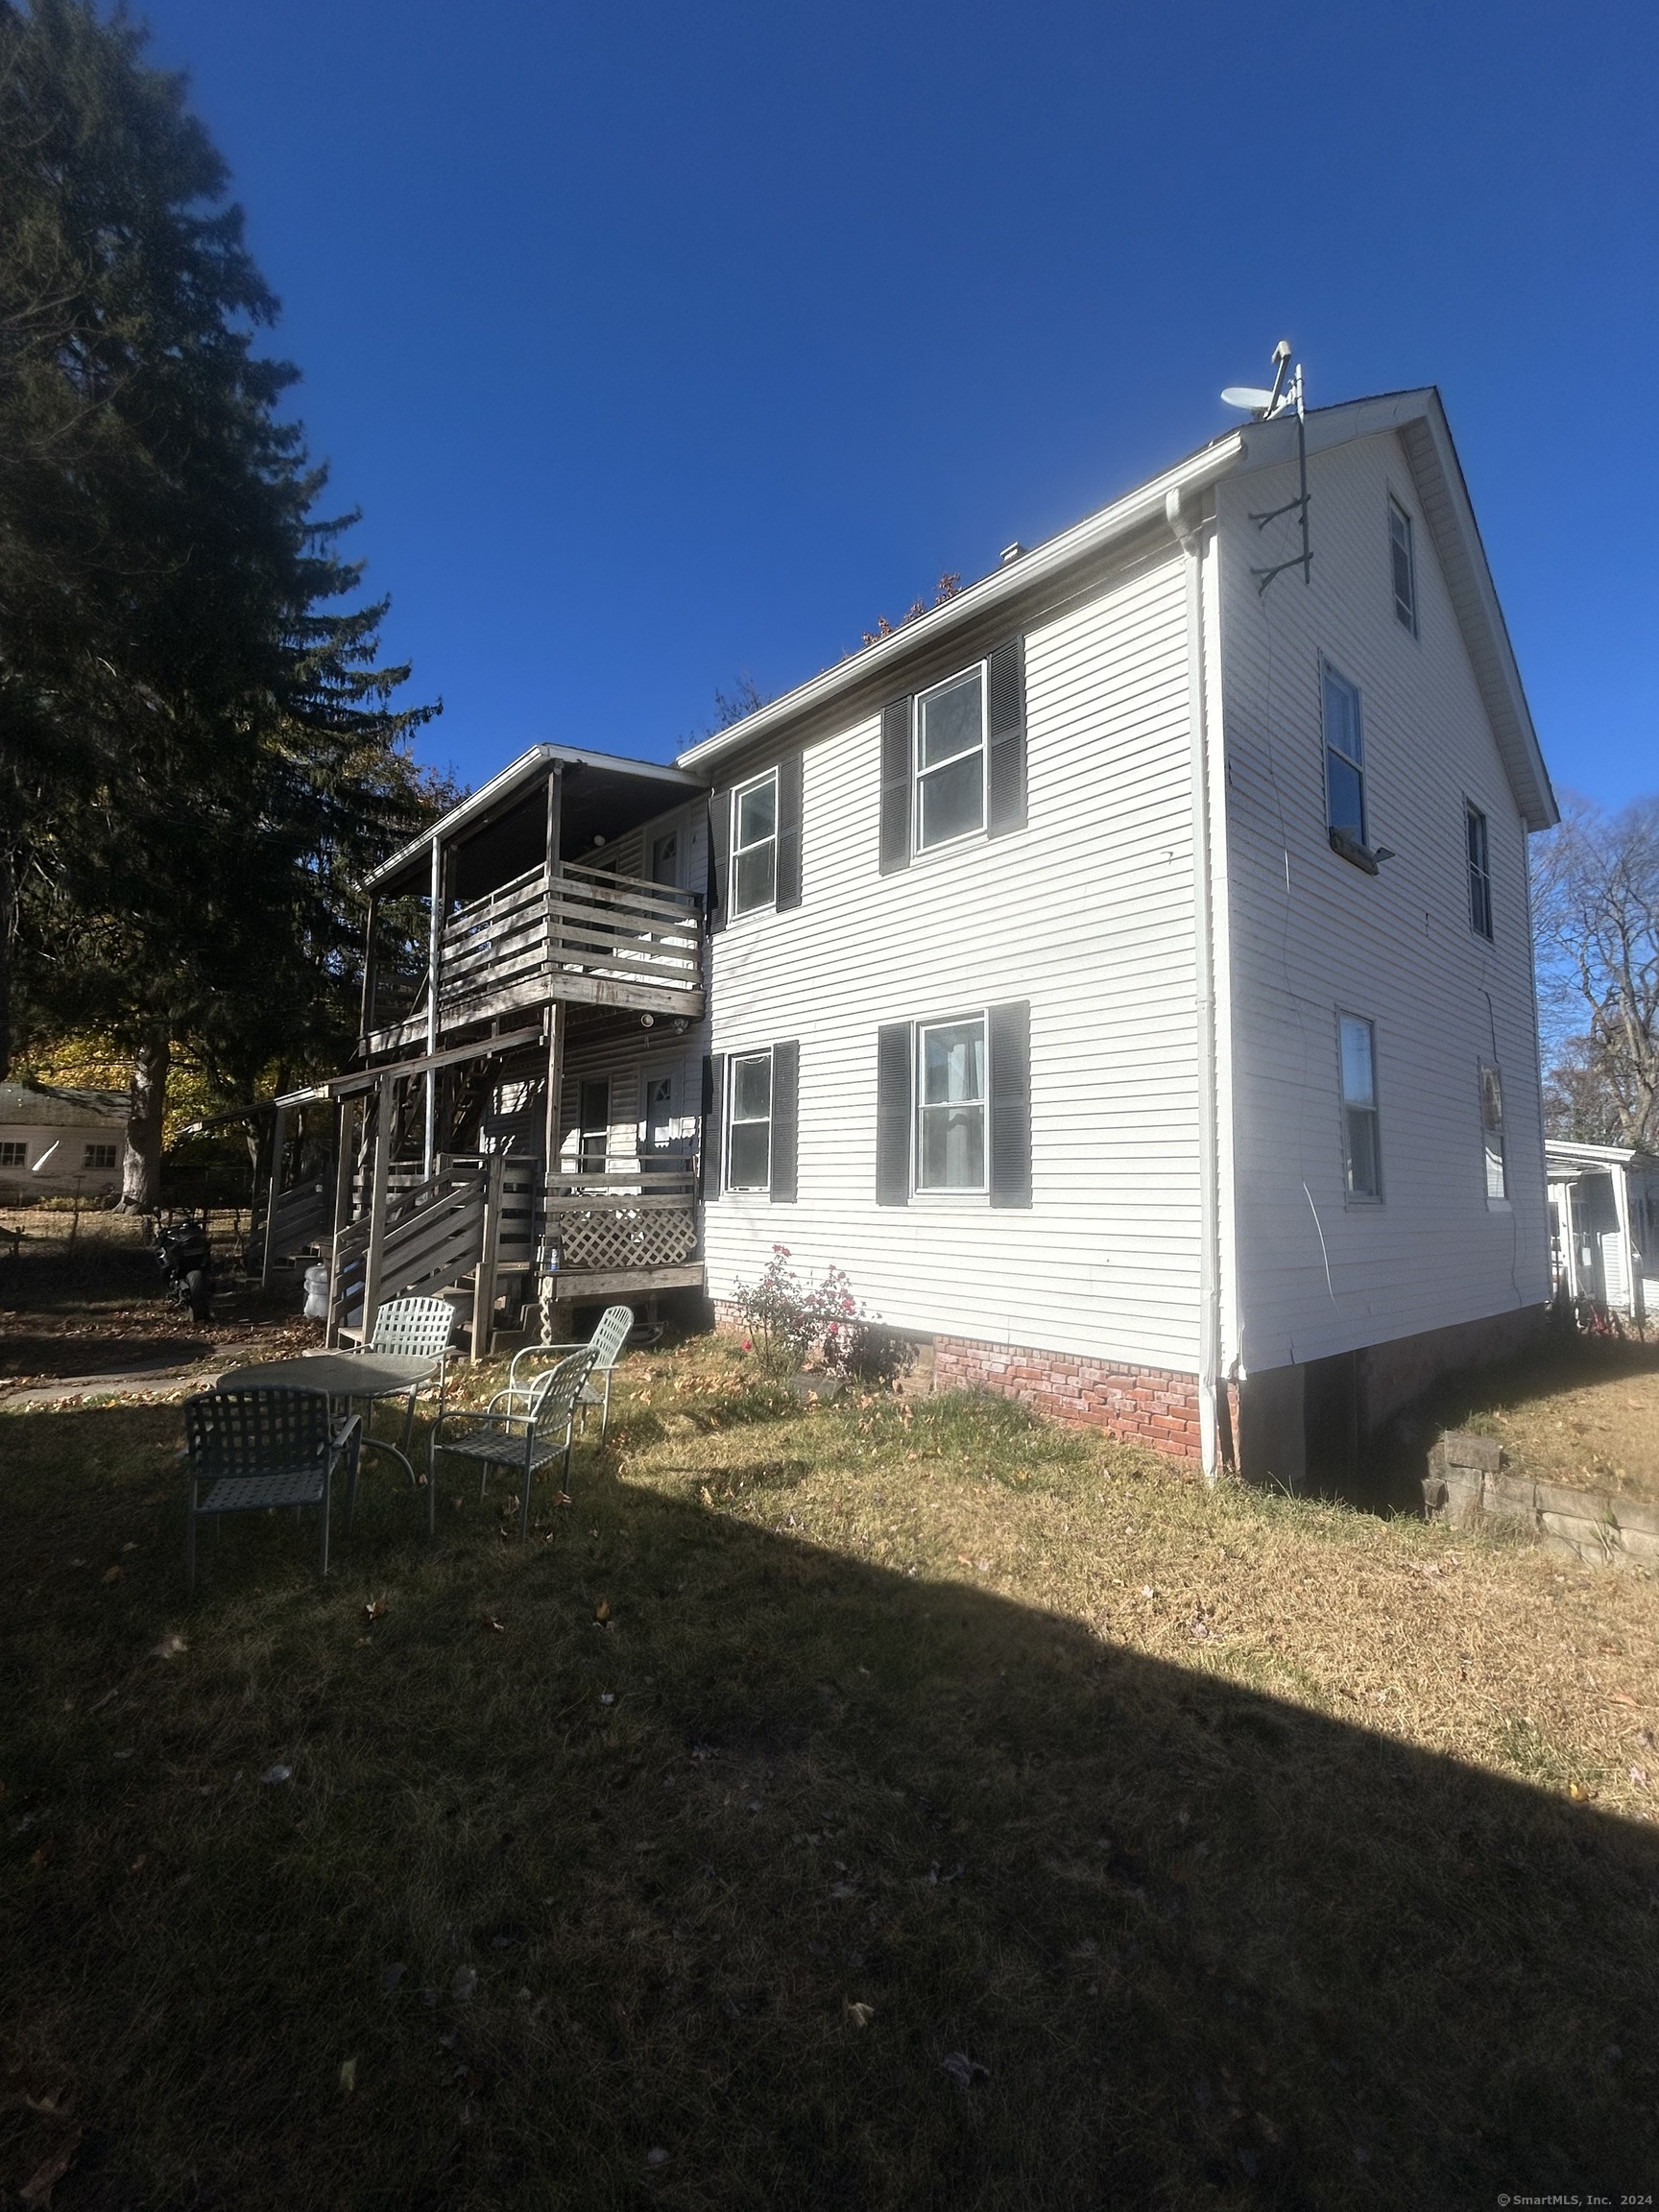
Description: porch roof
xmin=366 ymin=744 xmax=709 ymax=900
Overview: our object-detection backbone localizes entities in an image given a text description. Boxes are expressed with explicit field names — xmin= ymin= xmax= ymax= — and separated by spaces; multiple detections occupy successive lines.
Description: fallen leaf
xmin=29 ymin=1839 xmax=57 ymax=1870
xmin=259 ymin=1764 xmax=292 ymax=1787
xmin=451 ymin=1965 xmax=477 ymax=2002
xmin=555 ymin=1491 xmax=572 ymax=1506
xmin=830 ymin=1882 xmax=857 ymax=1899
xmin=646 ymin=2147 xmax=669 ymax=2168
xmin=338 ymin=2056 xmax=357 ymax=2095
xmin=1607 ymin=1694 xmax=1637 ymax=1708
xmin=100 ymin=1565 xmax=122 ymax=1585
xmin=941 ymin=2051 xmax=989 ymax=2088
xmin=844 ymin=2000 xmax=875 ymax=2028
xmin=18 ymin=2130 xmax=81 ymax=2206
xmin=363 ymin=1599 xmax=388 ymax=1623
xmin=151 ymin=1632 xmax=187 ymax=1660
xmin=594 ymin=1599 xmax=611 ymax=1623
xmin=599 ymin=1693 xmax=615 ymax=1706
xmin=485 ymin=1618 xmax=506 ymax=1634
xmin=1632 ymin=1767 xmax=1650 ymax=1790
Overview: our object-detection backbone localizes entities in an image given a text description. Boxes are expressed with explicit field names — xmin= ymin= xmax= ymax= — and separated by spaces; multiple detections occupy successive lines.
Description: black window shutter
xmin=988 ymin=1000 xmax=1031 ymax=1208
xmin=987 ymin=637 xmax=1027 ymax=837
xmin=878 ymin=700 xmax=912 ymax=875
xmin=776 ymin=751 xmax=804 ymax=911
xmin=702 ymin=1053 xmax=725 ymax=1199
xmin=876 ymin=1022 xmax=912 ymax=1205
xmin=769 ymin=1040 xmax=799 ymax=1202
xmin=707 ymin=791 xmax=731 ymax=932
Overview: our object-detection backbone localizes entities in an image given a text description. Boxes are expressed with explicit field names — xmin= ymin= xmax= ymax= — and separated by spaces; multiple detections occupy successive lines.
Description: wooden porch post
xmin=362 ymin=1071 xmax=395 ymax=1345
xmin=359 ymin=895 xmax=379 ymax=1042
xmin=324 ymin=1093 xmax=359 ymax=1347
xmin=539 ymin=1002 xmax=566 ymax=1343
xmin=470 ymin=1149 xmax=505 ymax=1364
xmin=423 ymin=836 xmax=443 ymax=1175
xmin=260 ymin=1103 xmax=288 ymax=1291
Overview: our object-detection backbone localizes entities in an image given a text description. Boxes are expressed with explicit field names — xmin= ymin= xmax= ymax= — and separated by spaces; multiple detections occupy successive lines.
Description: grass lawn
xmin=3 ymin=1292 xmax=1658 ymax=2205
xmin=1408 ymin=1330 xmax=1659 ymax=1504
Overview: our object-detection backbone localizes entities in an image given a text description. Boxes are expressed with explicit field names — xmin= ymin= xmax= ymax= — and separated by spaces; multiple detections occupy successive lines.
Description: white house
xmin=679 ymin=386 xmax=1557 ymax=1486
xmin=1546 ymin=1138 xmax=1658 ymax=1325
xmin=317 ymin=382 xmax=1555 ymax=1486
xmin=0 ymin=1081 xmax=126 ymax=1203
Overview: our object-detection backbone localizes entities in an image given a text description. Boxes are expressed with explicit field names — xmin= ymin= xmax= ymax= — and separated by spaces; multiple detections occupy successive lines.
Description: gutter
xmin=1166 ymin=485 xmax=1222 ymax=1482
xmin=677 ymin=432 xmax=1245 ymax=775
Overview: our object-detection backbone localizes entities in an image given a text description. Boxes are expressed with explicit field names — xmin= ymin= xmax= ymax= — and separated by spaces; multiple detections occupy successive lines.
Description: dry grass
xmin=2 ymin=1317 xmax=1658 ymax=2207
xmin=1431 ymin=1334 xmax=1659 ymax=1503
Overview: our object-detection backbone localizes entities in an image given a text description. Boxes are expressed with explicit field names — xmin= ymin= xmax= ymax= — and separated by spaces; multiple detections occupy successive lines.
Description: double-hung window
xmin=1479 ymin=1063 xmax=1507 ymax=1202
xmin=727 ymin=1051 xmax=773 ymax=1190
xmin=0 ymin=1142 xmax=25 ymax=1167
xmin=916 ymin=667 xmax=986 ymax=851
xmin=918 ymin=1017 xmax=986 ymax=1191
xmin=1389 ymin=498 xmax=1418 ymax=635
xmin=1322 ymin=663 xmax=1367 ymax=852
xmin=1466 ymin=804 xmax=1493 ymax=939
xmin=84 ymin=1142 xmax=117 ymax=1171
xmin=1338 ymin=1013 xmax=1382 ymax=1201
xmin=731 ymin=772 xmax=778 ymax=916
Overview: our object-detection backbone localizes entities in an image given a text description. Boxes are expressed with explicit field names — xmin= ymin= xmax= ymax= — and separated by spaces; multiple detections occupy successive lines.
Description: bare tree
xmin=1531 ymin=795 xmax=1659 ymax=1150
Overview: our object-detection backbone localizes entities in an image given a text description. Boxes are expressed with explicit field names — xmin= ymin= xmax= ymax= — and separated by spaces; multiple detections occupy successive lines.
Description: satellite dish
xmin=1221 ymin=386 xmax=1276 ymax=412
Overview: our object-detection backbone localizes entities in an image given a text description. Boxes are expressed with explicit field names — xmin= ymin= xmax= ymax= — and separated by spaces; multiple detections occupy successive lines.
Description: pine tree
xmin=0 ymin=0 xmax=444 ymax=1201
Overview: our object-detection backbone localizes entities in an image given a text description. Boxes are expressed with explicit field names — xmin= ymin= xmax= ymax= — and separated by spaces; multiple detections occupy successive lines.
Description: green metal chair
xmin=491 ymin=1303 xmax=635 ymax=1442
xmin=427 ymin=1347 xmax=598 ymax=1538
xmin=182 ymin=1387 xmax=361 ymax=1593
xmin=360 ymin=1293 xmax=457 ymax=1451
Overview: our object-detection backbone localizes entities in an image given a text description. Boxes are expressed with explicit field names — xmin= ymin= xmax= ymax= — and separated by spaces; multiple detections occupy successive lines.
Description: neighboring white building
xmin=327 ymin=382 xmax=1557 ymax=1486
xmin=678 ymin=387 xmax=1557 ymax=1486
xmin=0 ymin=1081 xmax=126 ymax=1202
xmin=1546 ymin=1139 xmax=1659 ymax=1326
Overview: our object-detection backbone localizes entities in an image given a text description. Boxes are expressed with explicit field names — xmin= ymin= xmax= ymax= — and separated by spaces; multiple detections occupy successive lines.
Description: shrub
xmin=730 ymin=1249 xmax=913 ymax=1384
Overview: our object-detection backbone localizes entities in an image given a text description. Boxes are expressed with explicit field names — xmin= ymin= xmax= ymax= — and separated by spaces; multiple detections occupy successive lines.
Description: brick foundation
xmin=932 ymin=1335 xmax=1203 ymax=1460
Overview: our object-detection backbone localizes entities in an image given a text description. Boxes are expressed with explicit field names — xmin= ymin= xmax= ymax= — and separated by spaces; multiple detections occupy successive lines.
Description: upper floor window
xmin=84 ymin=1142 xmax=117 ymax=1171
xmin=1389 ymin=498 xmax=1418 ymax=635
xmin=727 ymin=1050 xmax=773 ymax=1190
xmin=918 ymin=1017 xmax=987 ymax=1190
xmin=731 ymin=772 xmax=778 ymax=916
xmin=1479 ymin=1063 xmax=1507 ymax=1202
xmin=1322 ymin=663 xmax=1367 ymax=851
xmin=1338 ymin=1013 xmax=1382 ymax=1201
xmin=916 ymin=667 xmax=986 ymax=851
xmin=1466 ymin=804 xmax=1494 ymax=939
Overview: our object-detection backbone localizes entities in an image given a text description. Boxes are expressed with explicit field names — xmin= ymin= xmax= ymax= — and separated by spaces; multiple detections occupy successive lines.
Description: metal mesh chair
xmin=491 ymin=1303 xmax=635 ymax=1443
xmin=183 ymin=1388 xmax=361 ymax=1593
xmin=362 ymin=1294 xmax=457 ymax=1449
xmin=429 ymin=1348 xmax=597 ymax=1538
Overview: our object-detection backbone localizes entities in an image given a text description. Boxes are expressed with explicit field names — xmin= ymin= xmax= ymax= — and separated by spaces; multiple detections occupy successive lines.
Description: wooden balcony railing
xmin=436 ymin=860 xmax=702 ymax=1023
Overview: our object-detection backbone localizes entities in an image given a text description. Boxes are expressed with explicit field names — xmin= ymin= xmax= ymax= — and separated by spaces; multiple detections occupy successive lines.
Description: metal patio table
xmin=216 ymin=1351 xmax=441 ymax=1504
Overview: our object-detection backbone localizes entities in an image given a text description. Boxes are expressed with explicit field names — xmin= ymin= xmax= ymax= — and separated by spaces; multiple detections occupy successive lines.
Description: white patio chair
xmin=183 ymin=1387 xmax=361 ymax=1593
xmin=490 ymin=1303 xmax=635 ymax=1443
xmin=359 ymin=1294 xmax=457 ymax=1450
xmin=427 ymin=1348 xmax=598 ymax=1538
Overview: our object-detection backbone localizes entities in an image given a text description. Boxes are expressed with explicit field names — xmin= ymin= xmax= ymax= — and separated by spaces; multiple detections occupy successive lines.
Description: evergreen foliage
xmin=0 ymin=0 xmax=446 ymax=1196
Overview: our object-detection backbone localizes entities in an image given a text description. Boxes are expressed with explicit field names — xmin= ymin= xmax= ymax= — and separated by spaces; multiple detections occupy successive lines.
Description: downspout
xmin=1167 ymin=486 xmax=1221 ymax=1482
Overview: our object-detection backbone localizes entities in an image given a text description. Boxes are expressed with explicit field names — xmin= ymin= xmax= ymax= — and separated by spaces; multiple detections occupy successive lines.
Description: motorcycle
xmin=156 ymin=1214 xmax=213 ymax=1324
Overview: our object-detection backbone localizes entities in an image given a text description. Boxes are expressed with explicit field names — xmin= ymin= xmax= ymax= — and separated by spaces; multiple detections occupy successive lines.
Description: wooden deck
xmin=365 ymin=860 xmax=703 ymax=1052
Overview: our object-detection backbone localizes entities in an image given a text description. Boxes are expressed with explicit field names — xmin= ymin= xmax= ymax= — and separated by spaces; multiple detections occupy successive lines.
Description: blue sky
xmin=137 ymin=0 xmax=1656 ymax=808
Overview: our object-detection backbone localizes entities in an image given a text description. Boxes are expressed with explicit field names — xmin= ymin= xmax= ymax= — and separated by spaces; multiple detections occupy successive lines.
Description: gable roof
xmin=676 ymin=387 xmax=1556 ymax=833
xmin=0 ymin=1081 xmax=127 ymax=1128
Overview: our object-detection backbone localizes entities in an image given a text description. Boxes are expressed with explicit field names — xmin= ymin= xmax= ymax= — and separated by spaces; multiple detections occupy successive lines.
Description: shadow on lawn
xmin=1 ymin=1403 xmax=1655 ymax=2210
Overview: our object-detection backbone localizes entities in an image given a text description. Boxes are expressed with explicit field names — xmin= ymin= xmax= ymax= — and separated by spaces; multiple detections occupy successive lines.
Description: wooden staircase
xmin=326 ymin=1155 xmax=506 ymax=1357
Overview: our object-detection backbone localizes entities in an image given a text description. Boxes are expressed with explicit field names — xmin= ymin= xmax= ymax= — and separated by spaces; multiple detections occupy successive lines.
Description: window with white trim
xmin=915 ymin=666 xmax=985 ymax=851
xmin=1479 ymin=1063 xmax=1507 ymax=1202
xmin=1323 ymin=662 xmax=1366 ymax=851
xmin=0 ymin=1142 xmax=25 ymax=1167
xmin=84 ymin=1142 xmax=117 ymax=1171
xmin=1466 ymin=803 xmax=1493 ymax=939
xmin=1338 ymin=1013 xmax=1382 ymax=1201
xmin=727 ymin=1050 xmax=773 ymax=1190
xmin=731 ymin=772 xmax=778 ymax=916
xmin=917 ymin=1017 xmax=986 ymax=1191
xmin=1389 ymin=498 xmax=1418 ymax=635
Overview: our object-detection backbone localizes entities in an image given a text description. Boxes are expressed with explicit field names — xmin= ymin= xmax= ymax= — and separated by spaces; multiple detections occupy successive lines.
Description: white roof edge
xmin=674 ymin=432 xmax=1246 ymax=773
xmin=1545 ymin=1137 xmax=1655 ymax=1168
xmin=365 ymin=742 xmax=708 ymax=894
xmin=1240 ymin=389 xmax=1557 ymax=833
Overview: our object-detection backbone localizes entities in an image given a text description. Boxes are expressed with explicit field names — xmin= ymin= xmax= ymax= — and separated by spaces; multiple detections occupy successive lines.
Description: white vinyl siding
xmin=703 ymin=542 xmax=1207 ymax=1372
xmin=1216 ymin=425 xmax=1550 ymax=1372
